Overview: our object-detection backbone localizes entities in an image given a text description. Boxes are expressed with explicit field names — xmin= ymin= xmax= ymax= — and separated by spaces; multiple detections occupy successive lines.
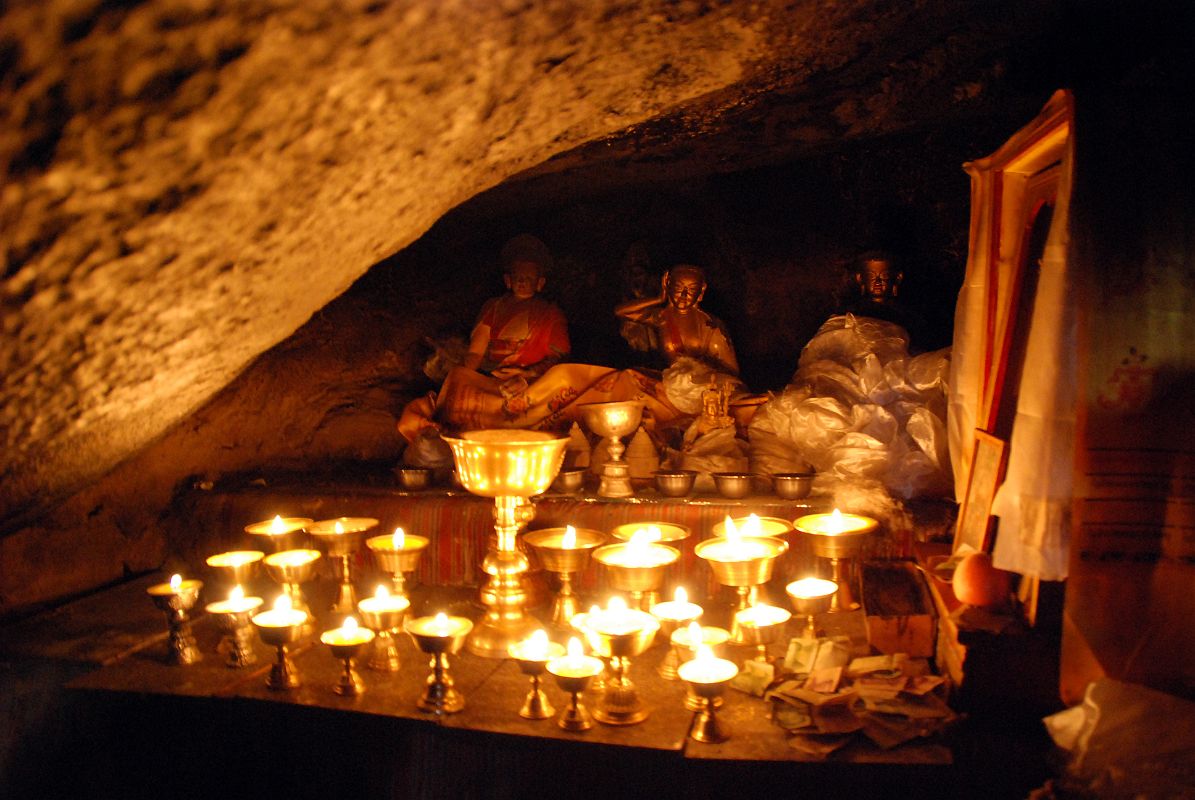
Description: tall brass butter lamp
xmin=442 ymin=429 xmax=568 ymax=658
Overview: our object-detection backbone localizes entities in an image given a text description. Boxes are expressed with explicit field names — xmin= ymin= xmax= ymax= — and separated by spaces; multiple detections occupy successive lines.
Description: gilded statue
xmin=614 ymin=265 xmax=739 ymax=376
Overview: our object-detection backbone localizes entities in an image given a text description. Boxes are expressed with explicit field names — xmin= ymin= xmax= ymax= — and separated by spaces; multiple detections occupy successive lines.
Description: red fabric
xmin=476 ymin=295 xmax=569 ymax=369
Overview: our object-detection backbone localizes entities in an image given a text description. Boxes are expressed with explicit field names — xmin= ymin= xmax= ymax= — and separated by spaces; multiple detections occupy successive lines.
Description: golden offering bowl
xmin=546 ymin=656 xmax=603 ymax=732
xmin=443 ymin=429 xmax=568 ymax=498
xmin=579 ymin=400 xmax=644 ymax=499
xmin=205 ymin=594 xmax=264 ymax=669
xmin=309 ymin=517 xmax=378 ymax=616
xmin=509 ymin=638 xmax=567 ymax=720
xmin=365 ymin=533 xmax=430 ymax=598
xmin=710 ymin=516 xmax=794 ymax=539
xmin=252 ymin=609 xmax=306 ymax=691
xmin=649 ymin=600 xmax=703 ymax=680
xmin=671 ymin=625 xmax=731 ymax=711
xmin=695 ymin=535 xmax=787 ymax=588
xmin=579 ymin=610 xmax=659 ymax=726
xmin=786 ymin=577 xmax=838 ymax=637
xmin=309 ymin=517 xmax=377 ymax=557
xmin=263 ymin=549 xmax=321 ymax=632
xmin=147 ymin=578 xmax=204 ymax=665
xmin=678 ymin=658 xmax=738 ymax=744
xmin=321 ymin=625 xmax=375 ymax=697
xmin=442 ymin=430 xmax=568 ymax=658
xmin=523 ymin=527 xmax=606 ymax=630
xmin=609 ymin=522 xmax=691 ymax=543
xmin=592 ymin=542 xmax=680 ymax=611
xmin=734 ymin=605 xmax=792 ymax=663
xmin=206 ymin=550 xmax=264 ymax=588
xmin=793 ymin=512 xmax=878 ymax=610
xmin=405 ymin=615 xmax=474 ymax=714
xmin=357 ymin=594 xmax=411 ymax=672
xmin=244 ymin=517 xmax=313 ymax=552
xmin=794 ymin=512 xmax=878 ymax=560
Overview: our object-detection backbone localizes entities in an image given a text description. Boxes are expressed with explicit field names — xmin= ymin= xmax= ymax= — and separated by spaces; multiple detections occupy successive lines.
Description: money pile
xmin=756 ymin=636 xmax=957 ymax=756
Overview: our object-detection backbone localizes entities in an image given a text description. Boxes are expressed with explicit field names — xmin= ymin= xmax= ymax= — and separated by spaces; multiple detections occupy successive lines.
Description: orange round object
xmin=952 ymin=552 xmax=1011 ymax=608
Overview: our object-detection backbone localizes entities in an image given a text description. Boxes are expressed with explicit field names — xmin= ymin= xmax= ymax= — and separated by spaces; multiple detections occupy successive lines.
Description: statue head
xmin=664 ymin=264 xmax=707 ymax=312
xmin=853 ymin=251 xmax=902 ymax=302
xmin=500 ymin=234 xmax=552 ymax=299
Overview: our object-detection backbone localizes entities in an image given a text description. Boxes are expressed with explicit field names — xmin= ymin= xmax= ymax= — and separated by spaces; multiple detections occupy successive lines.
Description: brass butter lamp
xmin=406 ymin=613 xmax=474 ymax=714
xmin=694 ymin=529 xmax=787 ymax=645
xmin=262 ymin=549 xmax=321 ymax=636
xmin=357 ymin=584 xmax=411 ymax=672
xmin=146 ymin=574 xmax=204 ymax=665
xmin=523 ymin=526 xmax=605 ymax=630
xmin=592 ymin=532 xmax=680 ymax=611
xmin=309 ymin=517 xmax=378 ymax=616
xmin=442 ymin=429 xmax=568 ymax=658
xmin=678 ymin=644 xmax=739 ymax=743
xmin=245 ymin=515 xmax=313 ymax=553
xmin=365 ymin=527 xmax=429 ymax=601
xmin=508 ymin=629 xmax=566 ymax=720
xmin=578 ymin=597 xmax=659 ymax=726
xmin=793 ymin=509 xmax=878 ymax=611
xmin=252 ymin=595 xmax=308 ymax=690
xmin=546 ymin=637 xmax=604 ymax=732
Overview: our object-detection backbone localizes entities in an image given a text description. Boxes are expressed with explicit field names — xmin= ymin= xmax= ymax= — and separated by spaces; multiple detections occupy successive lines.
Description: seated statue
xmin=464 ymin=234 xmax=570 ymax=381
xmin=614 ymin=265 xmax=740 ymax=376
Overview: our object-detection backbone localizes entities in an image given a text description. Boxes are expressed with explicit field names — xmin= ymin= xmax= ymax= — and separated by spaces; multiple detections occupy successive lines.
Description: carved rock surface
xmin=1 ymin=0 xmax=1066 ymax=532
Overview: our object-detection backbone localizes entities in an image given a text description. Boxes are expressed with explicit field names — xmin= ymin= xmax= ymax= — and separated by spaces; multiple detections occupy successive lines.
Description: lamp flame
xmin=169 ymin=574 xmax=182 ymax=591
xmin=374 ymin=584 xmax=389 ymax=599
xmin=562 ymin=525 xmax=577 ymax=549
xmin=687 ymin=621 xmax=702 ymax=645
xmin=829 ymin=508 xmax=844 ymax=533
xmin=393 ymin=527 xmax=405 ymax=549
xmin=230 ymin=585 xmax=245 ymax=602
xmin=270 ymin=515 xmax=286 ymax=533
xmin=743 ymin=513 xmax=763 ymax=537
xmin=334 ymin=520 xmax=345 ymax=534
xmin=674 ymin=586 xmax=688 ymax=604
xmin=343 ymin=616 xmax=359 ymax=632
xmin=274 ymin=595 xmax=293 ymax=613
xmin=695 ymin=643 xmax=715 ymax=662
xmin=608 ymin=596 xmax=628 ymax=612
xmin=566 ymin=637 xmax=584 ymax=658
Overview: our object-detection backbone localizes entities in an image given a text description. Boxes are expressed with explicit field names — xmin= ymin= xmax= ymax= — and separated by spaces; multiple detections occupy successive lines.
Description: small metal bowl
xmin=712 ymin=472 xmax=755 ymax=499
xmin=397 ymin=466 xmax=433 ymax=490
xmin=551 ymin=467 xmax=587 ymax=494
xmin=772 ymin=472 xmax=815 ymax=500
xmin=654 ymin=470 xmax=697 ymax=497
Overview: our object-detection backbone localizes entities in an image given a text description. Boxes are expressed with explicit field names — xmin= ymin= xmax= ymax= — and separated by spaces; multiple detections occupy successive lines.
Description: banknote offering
xmin=804 ymin=666 xmax=843 ymax=694
xmin=730 ymin=658 xmax=775 ymax=697
xmin=855 ymin=674 xmax=908 ymax=700
xmin=772 ymin=702 xmax=813 ymax=731
xmin=903 ymin=675 xmax=945 ymax=696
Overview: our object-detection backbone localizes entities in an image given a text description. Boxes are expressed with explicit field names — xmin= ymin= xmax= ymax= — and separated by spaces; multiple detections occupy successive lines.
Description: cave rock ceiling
xmin=1 ymin=0 xmax=1063 ymax=526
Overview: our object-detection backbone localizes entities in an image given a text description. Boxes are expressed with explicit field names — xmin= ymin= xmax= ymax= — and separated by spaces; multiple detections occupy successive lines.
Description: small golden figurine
xmin=694 ymin=377 xmax=735 ymax=437
xmin=615 ymin=265 xmax=739 ymax=377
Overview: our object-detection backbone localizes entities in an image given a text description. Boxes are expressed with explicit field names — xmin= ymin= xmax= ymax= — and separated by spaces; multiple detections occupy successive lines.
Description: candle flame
xmin=274 ymin=595 xmax=293 ymax=612
xmin=230 ymin=585 xmax=245 ymax=602
xmin=562 ymin=525 xmax=577 ymax=549
xmin=335 ymin=520 xmax=345 ymax=534
xmin=343 ymin=616 xmax=359 ymax=632
xmin=687 ymin=621 xmax=703 ymax=645
xmin=270 ymin=515 xmax=286 ymax=533
xmin=374 ymin=584 xmax=389 ymax=599
xmin=393 ymin=527 xmax=405 ymax=549
xmin=530 ymin=629 xmax=549 ymax=647
xmin=627 ymin=528 xmax=655 ymax=561
xmin=743 ymin=513 xmax=763 ymax=537
xmin=724 ymin=515 xmax=742 ymax=548
xmin=567 ymin=637 xmax=584 ymax=658
xmin=674 ymin=586 xmax=688 ymax=604
xmin=830 ymin=508 xmax=844 ymax=533
xmin=169 ymin=574 xmax=182 ymax=591
xmin=608 ymin=595 xmax=628 ymax=612
xmin=695 ymin=643 xmax=715 ymax=662
xmin=433 ymin=612 xmax=450 ymax=635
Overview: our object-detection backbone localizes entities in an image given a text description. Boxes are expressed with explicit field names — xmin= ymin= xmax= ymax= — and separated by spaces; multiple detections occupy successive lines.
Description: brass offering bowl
xmin=366 ymin=531 xmax=430 ymax=599
xmin=772 ymin=472 xmax=815 ymax=500
xmin=654 ymin=470 xmax=698 ymax=497
xmin=206 ymin=550 xmax=264 ymax=589
xmin=252 ymin=601 xmax=308 ymax=690
xmin=146 ymin=577 xmax=204 ymax=665
xmin=397 ymin=466 xmax=434 ymax=490
xmin=734 ymin=604 xmax=792 ymax=663
xmin=357 ymin=589 xmax=411 ymax=672
xmin=262 ymin=549 xmax=321 ymax=634
xmin=551 ymin=467 xmax=587 ymax=494
xmin=546 ymin=644 xmax=604 ymax=732
xmin=785 ymin=577 xmax=838 ymax=638
xmin=405 ymin=614 xmax=474 ymax=714
xmin=793 ymin=511 xmax=878 ymax=611
xmin=711 ymin=472 xmax=755 ymax=499
xmin=671 ymin=623 xmax=732 ymax=711
xmin=320 ymin=619 xmax=375 ymax=697
xmin=695 ymin=535 xmax=788 ymax=645
xmin=523 ymin=527 xmax=606 ymax=630
xmin=309 ymin=517 xmax=378 ymax=616
xmin=678 ymin=652 xmax=739 ymax=744
xmin=443 ymin=429 xmax=568 ymax=658
xmin=580 ymin=606 xmax=659 ymax=726
xmin=592 ymin=541 xmax=680 ymax=611
xmin=244 ymin=516 xmax=313 ymax=553
xmin=609 ymin=522 xmax=691 ymax=543
xmin=710 ymin=515 xmax=794 ymax=539
xmin=649 ymin=595 xmax=703 ymax=680
xmin=205 ymin=590 xmax=264 ymax=668
xmin=579 ymin=400 xmax=644 ymax=499
xmin=508 ymin=633 xmax=567 ymax=720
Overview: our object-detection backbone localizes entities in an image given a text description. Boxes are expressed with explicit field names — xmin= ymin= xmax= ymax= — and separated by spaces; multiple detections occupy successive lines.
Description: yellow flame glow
xmin=169 ymin=574 xmax=182 ymax=591
xmin=230 ymin=585 xmax=245 ymax=602
xmin=375 ymin=584 xmax=389 ymax=599
xmin=270 ymin=515 xmax=286 ymax=533
xmin=687 ymin=621 xmax=702 ymax=644
xmin=608 ymin=595 xmax=628 ymax=612
xmin=274 ymin=595 xmax=293 ymax=612
xmin=393 ymin=527 xmax=405 ymax=549
xmin=743 ymin=513 xmax=763 ymax=537
xmin=335 ymin=520 xmax=345 ymax=534
xmin=695 ymin=643 xmax=715 ymax=662
xmin=674 ymin=586 xmax=688 ymax=604
xmin=562 ymin=525 xmax=577 ymax=549
xmin=566 ymin=637 xmax=584 ymax=658
xmin=343 ymin=616 xmax=359 ymax=632
xmin=433 ymin=612 xmax=450 ymax=635
xmin=830 ymin=508 xmax=844 ymax=532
